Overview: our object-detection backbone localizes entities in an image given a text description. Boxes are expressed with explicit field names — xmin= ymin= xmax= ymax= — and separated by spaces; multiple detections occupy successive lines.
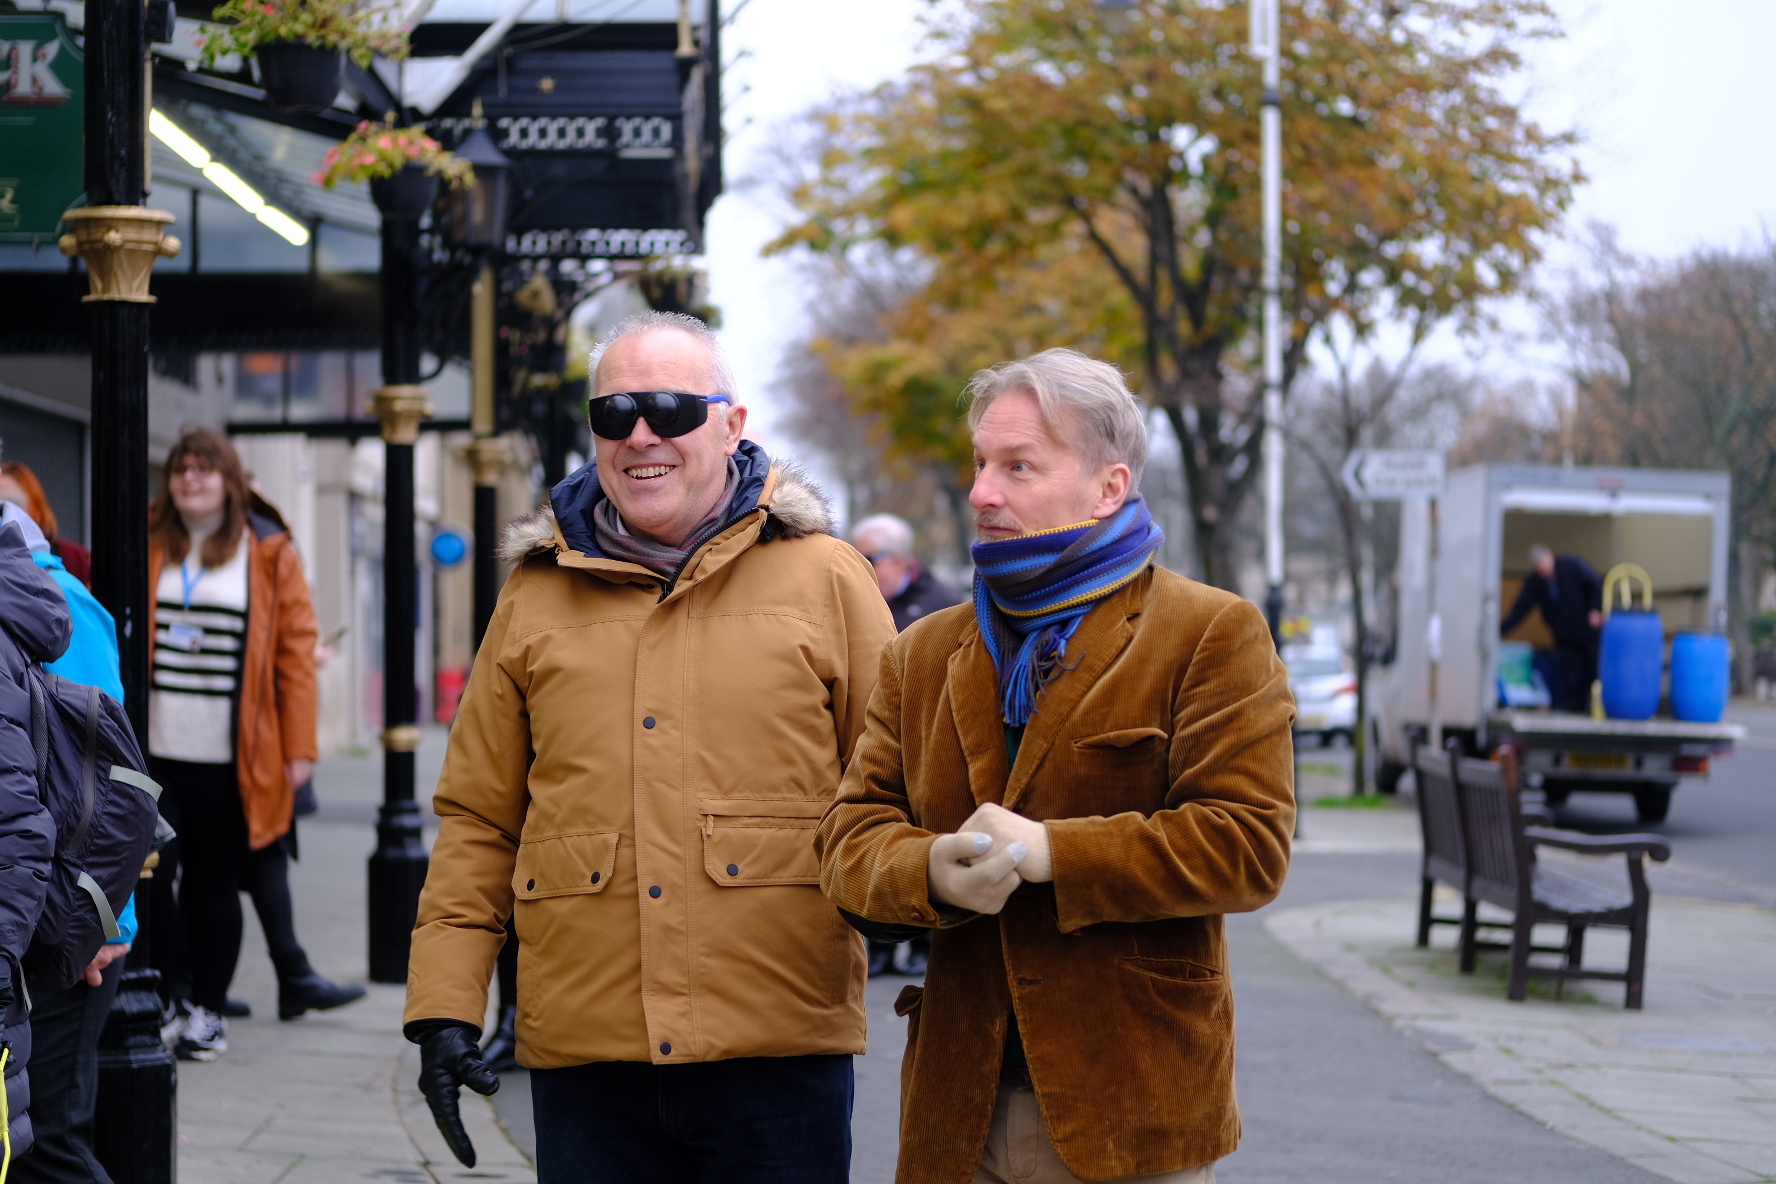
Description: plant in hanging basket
xmin=313 ymin=119 xmax=475 ymax=190
xmin=201 ymin=0 xmax=409 ymax=69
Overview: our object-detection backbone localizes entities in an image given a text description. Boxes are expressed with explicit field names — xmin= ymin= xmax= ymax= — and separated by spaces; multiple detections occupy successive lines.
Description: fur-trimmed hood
xmin=500 ymin=442 xmax=833 ymax=567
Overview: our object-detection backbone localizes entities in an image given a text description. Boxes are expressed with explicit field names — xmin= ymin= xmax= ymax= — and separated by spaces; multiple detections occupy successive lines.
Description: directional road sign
xmin=1341 ymin=449 xmax=1445 ymax=500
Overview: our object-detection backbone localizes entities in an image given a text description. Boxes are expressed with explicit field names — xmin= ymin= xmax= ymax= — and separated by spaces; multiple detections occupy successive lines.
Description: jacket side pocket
xmin=699 ymin=799 xmax=826 ymax=886
xmin=512 ymin=830 xmax=619 ymax=900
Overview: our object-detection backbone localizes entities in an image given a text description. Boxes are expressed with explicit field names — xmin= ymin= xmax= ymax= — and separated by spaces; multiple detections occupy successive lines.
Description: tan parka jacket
xmin=816 ymin=567 xmax=1296 ymax=1182
xmin=404 ymin=447 xmax=897 ymax=1068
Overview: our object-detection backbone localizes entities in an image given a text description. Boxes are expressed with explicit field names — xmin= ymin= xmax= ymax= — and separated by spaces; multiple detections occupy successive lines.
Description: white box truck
xmin=1371 ymin=464 xmax=1743 ymax=822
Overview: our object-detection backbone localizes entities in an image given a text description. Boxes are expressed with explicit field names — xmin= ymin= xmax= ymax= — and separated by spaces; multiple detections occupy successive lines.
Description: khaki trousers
xmin=971 ymin=1084 xmax=1218 ymax=1184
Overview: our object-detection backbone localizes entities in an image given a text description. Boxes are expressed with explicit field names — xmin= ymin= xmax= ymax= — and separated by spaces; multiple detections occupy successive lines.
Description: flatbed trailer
xmin=1489 ymin=711 xmax=1744 ymax=822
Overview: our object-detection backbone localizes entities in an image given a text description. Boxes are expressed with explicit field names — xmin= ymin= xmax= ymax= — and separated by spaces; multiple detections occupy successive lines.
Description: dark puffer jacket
xmin=0 ymin=520 xmax=69 ymax=1156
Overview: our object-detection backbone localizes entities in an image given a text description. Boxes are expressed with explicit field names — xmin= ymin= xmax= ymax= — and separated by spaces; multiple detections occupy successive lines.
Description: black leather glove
xmin=417 ymin=1021 xmax=500 ymax=1167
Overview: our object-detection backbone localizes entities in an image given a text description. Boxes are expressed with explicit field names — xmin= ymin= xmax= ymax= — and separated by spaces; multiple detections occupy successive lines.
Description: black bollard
xmin=94 ymin=967 xmax=178 ymax=1184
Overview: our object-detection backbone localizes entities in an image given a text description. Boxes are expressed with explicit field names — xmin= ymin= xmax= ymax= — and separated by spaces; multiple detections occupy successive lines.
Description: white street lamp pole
xmin=1252 ymin=0 xmax=1286 ymax=644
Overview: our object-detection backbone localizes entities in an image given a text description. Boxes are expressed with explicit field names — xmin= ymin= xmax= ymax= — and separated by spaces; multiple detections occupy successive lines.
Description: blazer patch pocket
xmin=513 ymin=830 xmax=619 ymax=900
xmin=1075 ymin=726 xmax=1169 ymax=750
xmin=700 ymin=798 xmax=826 ymax=886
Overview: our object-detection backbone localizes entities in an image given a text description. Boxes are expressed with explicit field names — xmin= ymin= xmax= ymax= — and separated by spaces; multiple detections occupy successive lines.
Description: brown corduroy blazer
xmin=816 ymin=565 xmax=1296 ymax=1183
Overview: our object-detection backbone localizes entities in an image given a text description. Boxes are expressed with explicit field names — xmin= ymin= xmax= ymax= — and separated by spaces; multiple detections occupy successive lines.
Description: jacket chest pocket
xmin=513 ymin=830 xmax=620 ymax=899
xmin=699 ymin=798 xmax=827 ymax=886
xmin=1073 ymin=726 xmax=1169 ymax=754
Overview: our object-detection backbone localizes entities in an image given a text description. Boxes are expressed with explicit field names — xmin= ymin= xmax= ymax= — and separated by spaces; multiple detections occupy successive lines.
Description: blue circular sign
xmin=431 ymin=529 xmax=469 ymax=567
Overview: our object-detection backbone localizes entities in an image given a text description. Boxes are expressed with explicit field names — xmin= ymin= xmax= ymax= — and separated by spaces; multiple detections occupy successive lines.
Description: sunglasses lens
xmin=641 ymin=391 xmax=684 ymax=432
xmin=590 ymin=393 xmax=639 ymax=439
xmin=646 ymin=392 xmax=711 ymax=439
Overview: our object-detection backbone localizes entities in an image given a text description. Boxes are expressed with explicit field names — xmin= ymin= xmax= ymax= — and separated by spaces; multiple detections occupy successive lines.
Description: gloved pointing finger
xmin=418 ymin=1022 xmax=501 ymax=1167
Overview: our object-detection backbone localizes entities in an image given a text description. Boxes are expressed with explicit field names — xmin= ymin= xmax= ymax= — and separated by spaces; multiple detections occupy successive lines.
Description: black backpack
xmin=24 ymin=670 xmax=161 ymax=991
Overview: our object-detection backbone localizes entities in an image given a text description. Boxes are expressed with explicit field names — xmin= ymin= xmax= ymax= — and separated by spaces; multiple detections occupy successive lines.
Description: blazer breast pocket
xmin=1073 ymin=726 xmax=1169 ymax=751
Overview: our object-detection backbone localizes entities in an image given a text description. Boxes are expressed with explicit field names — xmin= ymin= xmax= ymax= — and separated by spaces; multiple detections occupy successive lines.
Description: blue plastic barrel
xmin=1670 ymin=632 xmax=1729 ymax=723
xmin=1599 ymin=610 xmax=1663 ymax=720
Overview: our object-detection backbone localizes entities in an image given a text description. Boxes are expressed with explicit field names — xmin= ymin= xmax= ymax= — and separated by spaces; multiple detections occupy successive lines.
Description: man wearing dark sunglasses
xmin=403 ymin=311 xmax=897 ymax=1184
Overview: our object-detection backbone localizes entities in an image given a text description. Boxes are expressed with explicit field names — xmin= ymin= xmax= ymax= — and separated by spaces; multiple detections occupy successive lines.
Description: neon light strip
xmin=149 ymin=109 xmax=311 ymax=247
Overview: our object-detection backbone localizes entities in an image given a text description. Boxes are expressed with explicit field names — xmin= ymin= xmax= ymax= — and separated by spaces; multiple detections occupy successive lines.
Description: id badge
xmin=167 ymin=623 xmax=204 ymax=652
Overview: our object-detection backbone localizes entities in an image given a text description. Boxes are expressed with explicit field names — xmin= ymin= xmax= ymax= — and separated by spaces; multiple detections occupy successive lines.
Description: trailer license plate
xmin=1568 ymin=751 xmax=1632 ymax=771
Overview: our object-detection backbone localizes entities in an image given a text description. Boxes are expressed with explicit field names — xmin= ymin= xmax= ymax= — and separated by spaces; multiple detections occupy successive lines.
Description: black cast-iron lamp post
xmin=367 ymin=153 xmax=436 ymax=982
xmin=451 ymin=98 xmax=516 ymax=648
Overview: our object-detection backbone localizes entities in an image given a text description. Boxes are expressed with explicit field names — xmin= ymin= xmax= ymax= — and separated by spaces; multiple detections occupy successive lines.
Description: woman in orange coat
xmin=148 ymin=428 xmax=362 ymax=1062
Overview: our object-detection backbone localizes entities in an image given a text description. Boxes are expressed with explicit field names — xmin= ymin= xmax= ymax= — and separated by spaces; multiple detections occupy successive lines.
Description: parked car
xmin=1286 ymin=648 xmax=1357 ymax=746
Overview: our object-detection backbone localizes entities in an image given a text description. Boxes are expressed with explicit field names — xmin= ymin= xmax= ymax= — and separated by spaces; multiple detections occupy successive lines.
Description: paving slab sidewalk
xmin=1268 ymin=893 xmax=1776 ymax=1184
xmin=171 ymin=730 xmax=536 ymax=1183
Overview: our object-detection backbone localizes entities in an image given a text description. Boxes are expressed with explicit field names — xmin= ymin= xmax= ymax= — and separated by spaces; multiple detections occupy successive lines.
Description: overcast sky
xmin=702 ymin=0 xmax=1776 ymax=450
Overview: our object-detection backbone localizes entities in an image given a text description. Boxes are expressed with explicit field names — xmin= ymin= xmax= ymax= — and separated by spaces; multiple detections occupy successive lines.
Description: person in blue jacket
xmin=0 ymin=496 xmax=138 ymax=1183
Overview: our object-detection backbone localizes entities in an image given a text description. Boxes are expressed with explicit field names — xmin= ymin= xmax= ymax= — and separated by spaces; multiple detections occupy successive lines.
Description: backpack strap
xmin=26 ymin=669 xmax=47 ymax=802
xmin=75 ymin=872 xmax=121 ymax=941
xmin=65 ymin=683 xmax=101 ymax=856
xmin=109 ymin=767 xmax=162 ymax=802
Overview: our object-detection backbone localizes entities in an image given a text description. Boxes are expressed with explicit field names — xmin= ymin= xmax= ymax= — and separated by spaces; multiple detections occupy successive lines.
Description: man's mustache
xmin=975 ymin=512 xmax=1020 ymax=533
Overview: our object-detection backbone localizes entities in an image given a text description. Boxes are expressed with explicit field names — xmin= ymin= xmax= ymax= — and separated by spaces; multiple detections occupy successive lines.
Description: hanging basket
xmin=370 ymin=165 xmax=438 ymax=220
xmin=257 ymin=40 xmax=344 ymax=115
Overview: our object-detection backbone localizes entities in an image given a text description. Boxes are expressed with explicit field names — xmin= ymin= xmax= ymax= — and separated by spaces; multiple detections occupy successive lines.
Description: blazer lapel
xmin=946 ymin=623 xmax=1010 ymax=808
xmin=1002 ymin=578 xmax=1144 ymax=812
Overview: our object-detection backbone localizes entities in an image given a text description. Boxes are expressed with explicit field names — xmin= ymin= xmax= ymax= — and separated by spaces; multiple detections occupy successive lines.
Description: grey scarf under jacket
xmin=592 ymin=458 xmax=742 ymax=578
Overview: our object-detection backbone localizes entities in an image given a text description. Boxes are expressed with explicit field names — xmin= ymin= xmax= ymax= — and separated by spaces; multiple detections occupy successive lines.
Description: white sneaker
xmin=175 ymin=1004 xmax=228 ymax=1061
xmin=159 ymin=998 xmax=190 ymax=1049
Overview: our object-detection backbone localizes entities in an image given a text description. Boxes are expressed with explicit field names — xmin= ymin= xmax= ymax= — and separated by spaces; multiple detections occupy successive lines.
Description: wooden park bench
xmin=1414 ymin=738 xmax=1671 ymax=1009
xmin=1412 ymin=738 xmax=1535 ymax=955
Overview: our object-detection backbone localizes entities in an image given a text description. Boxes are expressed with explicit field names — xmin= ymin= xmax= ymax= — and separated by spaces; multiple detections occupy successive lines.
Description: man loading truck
xmin=1499 ymin=544 xmax=1604 ymax=712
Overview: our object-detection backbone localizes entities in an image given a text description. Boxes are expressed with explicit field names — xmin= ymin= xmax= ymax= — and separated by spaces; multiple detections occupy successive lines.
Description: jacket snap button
xmin=590 ymin=872 xmax=600 ymax=884
xmin=911 ymin=909 xmax=926 ymax=921
xmin=649 ymin=885 xmax=662 ymax=898
xmin=727 ymin=863 xmax=739 ymax=876
xmin=660 ymin=1041 xmax=671 ymax=1055
xmin=526 ymin=879 xmax=536 ymax=891
xmin=643 ymin=716 xmax=656 ymax=729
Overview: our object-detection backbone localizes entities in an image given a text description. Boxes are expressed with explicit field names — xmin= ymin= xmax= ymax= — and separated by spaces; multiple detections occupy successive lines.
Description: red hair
xmin=0 ymin=462 xmax=58 ymax=538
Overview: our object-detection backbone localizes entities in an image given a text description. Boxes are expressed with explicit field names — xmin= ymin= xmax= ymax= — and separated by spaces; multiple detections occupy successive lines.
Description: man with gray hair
xmin=851 ymin=513 xmax=960 ymax=633
xmin=848 ymin=512 xmax=959 ymax=977
xmin=404 ymin=311 xmax=897 ymax=1181
xmin=818 ymin=347 xmax=1296 ymax=1183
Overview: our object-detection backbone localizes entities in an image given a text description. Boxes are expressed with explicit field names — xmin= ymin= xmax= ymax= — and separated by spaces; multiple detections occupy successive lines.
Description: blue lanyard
xmin=180 ymin=561 xmax=204 ymax=610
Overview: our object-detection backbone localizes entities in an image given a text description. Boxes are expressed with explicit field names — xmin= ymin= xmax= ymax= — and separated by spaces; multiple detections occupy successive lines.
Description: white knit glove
xmin=927 ymin=831 xmax=1027 ymax=915
xmin=958 ymin=802 xmax=1054 ymax=883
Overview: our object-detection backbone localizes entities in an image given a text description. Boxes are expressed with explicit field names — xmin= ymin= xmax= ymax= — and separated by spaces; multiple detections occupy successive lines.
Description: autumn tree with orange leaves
xmin=773 ymin=0 xmax=1579 ymax=587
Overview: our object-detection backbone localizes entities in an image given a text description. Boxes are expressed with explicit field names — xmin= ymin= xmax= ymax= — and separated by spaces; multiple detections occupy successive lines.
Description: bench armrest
xmin=1524 ymin=826 xmax=1671 ymax=863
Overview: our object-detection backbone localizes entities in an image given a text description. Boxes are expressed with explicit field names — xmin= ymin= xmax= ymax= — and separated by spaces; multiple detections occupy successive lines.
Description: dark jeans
xmin=530 ymin=1054 xmax=853 ymax=1184
xmin=14 ymin=961 xmax=123 ymax=1183
xmin=152 ymin=758 xmax=311 ymax=1011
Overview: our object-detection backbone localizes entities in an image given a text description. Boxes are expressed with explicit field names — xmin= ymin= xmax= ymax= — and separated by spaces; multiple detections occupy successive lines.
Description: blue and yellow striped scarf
xmin=971 ymin=497 xmax=1163 ymax=726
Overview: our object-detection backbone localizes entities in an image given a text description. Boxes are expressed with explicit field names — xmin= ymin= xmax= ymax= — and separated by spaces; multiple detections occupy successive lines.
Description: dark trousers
xmin=152 ymin=758 xmax=310 ymax=1011
xmin=13 ymin=961 xmax=123 ymax=1183
xmin=530 ymin=1054 xmax=853 ymax=1184
xmin=1554 ymin=641 xmax=1599 ymax=713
